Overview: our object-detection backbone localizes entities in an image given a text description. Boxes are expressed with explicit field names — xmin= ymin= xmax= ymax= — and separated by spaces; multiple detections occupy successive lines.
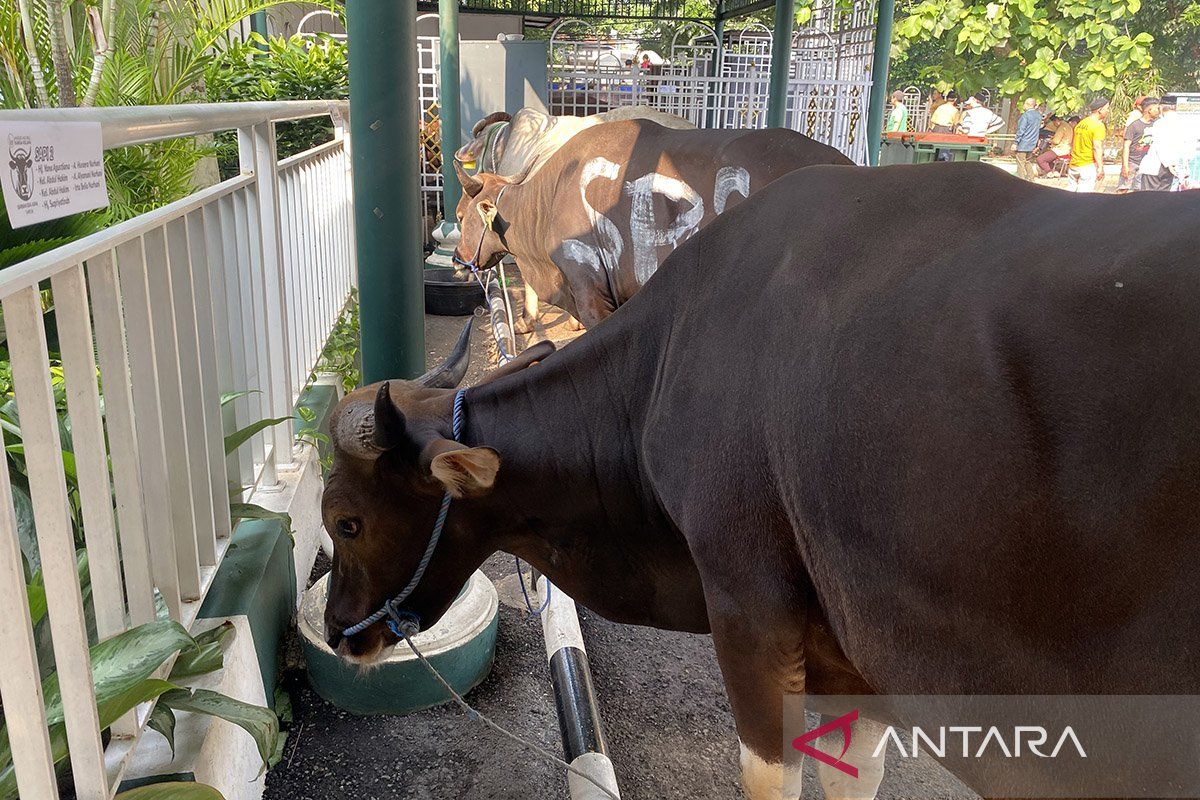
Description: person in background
xmin=1013 ymin=98 xmax=1043 ymax=180
xmin=1125 ymin=96 xmax=1147 ymax=129
xmin=886 ymin=90 xmax=909 ymax=133
xmin=1138 ymin=96 xmax=1184 ymax=191
xmin=1119 ymin=96 xmax=1161 ymax=192
xmin=957 ymin=95 xmax=1005 ymax=136
xmin=929 ymin=91 xmax=959 ymax=132
xmin=929 ymin=89 xmax=946 ymax=113
xmin=1038 ymin=115 xmax=1078 ymax=175
xmin=639 ymin=54 xmax=652 ymax=71
xmin=1068 ymin=97 xmax=1110 ymax=192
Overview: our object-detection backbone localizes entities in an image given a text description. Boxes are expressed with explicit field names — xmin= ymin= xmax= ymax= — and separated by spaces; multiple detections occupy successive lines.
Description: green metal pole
xmin=438 ymin=0 xmax=462 ymax=217
xmin=866 ymin=0 xmax=897 ymax=166
xmin=250 ymin=10 xmax=268 ymax=43
xmin=349 ymin=0 xmax=425 ymax=382
xmin=766 ymin=0 xmax=796 ymax=129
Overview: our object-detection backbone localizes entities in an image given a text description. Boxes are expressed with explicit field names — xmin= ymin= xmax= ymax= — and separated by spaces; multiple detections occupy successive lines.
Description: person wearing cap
xmin=885 ymin=90 xmax=910 ymax=133
xmin=957 ymin=95 xmax=1005 ymax=137
xmin=1120 ymin=96 xmax=1161 ymax=192
xmin=1068 ymin=96 xmax=1110 ymax=192
xmin=1013 ymin=98 xmax=1043 ymax=180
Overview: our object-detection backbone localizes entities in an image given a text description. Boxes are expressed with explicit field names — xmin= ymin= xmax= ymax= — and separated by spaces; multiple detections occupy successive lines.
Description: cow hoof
xmin=566 ymin=316 xmax=586 ymax=332
xmin=513 ymin=316 xmax=537 ymax=335
xmin=740 ymin=743 xmax=801 ymax=800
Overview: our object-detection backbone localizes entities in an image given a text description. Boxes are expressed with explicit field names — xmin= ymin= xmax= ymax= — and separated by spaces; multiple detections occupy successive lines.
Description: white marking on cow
xmin=623 ymin=172 xmax=704 ymax=285
xmin=558 ymin=157 xmax=624 ymax=280
xmin=815 ymin=717 xmax=887 ymax=800
xmin=713 ymin=165 xmax=751 ymax=214
xmin=740 ymin=741 xmax=802 ymax=800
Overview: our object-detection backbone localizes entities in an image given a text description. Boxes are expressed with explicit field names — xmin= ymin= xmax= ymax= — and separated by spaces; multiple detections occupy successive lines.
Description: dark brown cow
xmin=323 ymin=163 xmax=1200 ymax=799
xmin=453 ymin=119 xmax=851 ymax=331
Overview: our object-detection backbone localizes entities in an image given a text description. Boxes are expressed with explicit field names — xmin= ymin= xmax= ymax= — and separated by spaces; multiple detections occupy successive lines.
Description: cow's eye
xmin=335 ymin=518 xmax=360 ymax=539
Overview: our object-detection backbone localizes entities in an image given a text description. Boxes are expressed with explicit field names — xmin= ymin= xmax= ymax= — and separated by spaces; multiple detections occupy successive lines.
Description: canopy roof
xmin=414 ymin=0 xmax=771 ymax=22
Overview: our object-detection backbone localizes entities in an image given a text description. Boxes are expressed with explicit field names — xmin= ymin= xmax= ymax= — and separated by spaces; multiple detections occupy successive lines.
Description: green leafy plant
xmin=313 ymin=289 xmax=360 ymax=395
xmin=892 ymin=0 xmax=1156 ymax=112
xmin=206 ymin=31 xmax=349 ymax=178
xmin=0 ymin=0 xmax=333 ymax=225
xmin=222 ymin=390 xmax=293 ymax=529
xmin=0 ymin=196 xmax=107 ymax=270
xmin=0 ymin=620 xmax=278 ymax=800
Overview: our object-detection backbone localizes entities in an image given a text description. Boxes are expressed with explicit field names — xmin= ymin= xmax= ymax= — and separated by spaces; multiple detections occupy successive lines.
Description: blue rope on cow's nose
xmin=341 ymin=388 xmax=468 ymax=639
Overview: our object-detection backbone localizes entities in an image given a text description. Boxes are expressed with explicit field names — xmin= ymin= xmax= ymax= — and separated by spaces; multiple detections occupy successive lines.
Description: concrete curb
xmin=537 ymin=575 xmax=621 ymax=799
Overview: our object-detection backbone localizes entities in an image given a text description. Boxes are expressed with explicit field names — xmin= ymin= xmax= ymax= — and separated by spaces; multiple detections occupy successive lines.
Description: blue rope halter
xmin=342 ymin=388 xmax=468 ymax=640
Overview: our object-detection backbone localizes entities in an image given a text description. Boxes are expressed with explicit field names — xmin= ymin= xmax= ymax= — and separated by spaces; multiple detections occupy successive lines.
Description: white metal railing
xmin=0 ymin=99 xmax=352 ymax=799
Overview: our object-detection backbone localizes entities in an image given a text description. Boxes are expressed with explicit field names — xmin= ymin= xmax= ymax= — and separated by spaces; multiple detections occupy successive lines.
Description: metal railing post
xmin=237 ymin=125 xmax=294 ymax=487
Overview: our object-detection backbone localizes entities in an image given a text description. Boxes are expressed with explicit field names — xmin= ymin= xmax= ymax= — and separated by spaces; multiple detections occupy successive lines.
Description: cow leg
xmin=815 ymin=716 xmax=887 ymax=800
xmin=708 ymin=607 xmax=806 ymax=800
xmin=513 ymin=283 xmax=539 ymax=335
xmin=693 ymin=527 xmax=808 ymax=800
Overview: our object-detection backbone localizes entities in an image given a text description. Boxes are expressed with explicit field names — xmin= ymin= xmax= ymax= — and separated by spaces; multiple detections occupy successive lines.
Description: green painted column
xmin=866 ymin=0 xmax=897 ymax=165
xmin=250 ymin=10 xmax=268 ymax=43
xmin=439 ymin=0 xmax=462 ymax=217
xmin=349 ymin=0 xmax=425 ymax=381
xmin=766 ymin=0 xmax=796 ymax=129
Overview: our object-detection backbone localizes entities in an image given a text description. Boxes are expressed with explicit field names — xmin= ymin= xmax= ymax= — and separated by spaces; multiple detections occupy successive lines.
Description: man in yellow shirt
xmin=1068 ymin=96 xmax=1110 ymax=192
xmin=929 ymin=93 xmax=960 ymax=132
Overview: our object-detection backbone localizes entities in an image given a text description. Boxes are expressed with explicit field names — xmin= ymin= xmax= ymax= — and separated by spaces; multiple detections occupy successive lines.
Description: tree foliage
xmin=892 ymin=0 xmax=1200 ymax=111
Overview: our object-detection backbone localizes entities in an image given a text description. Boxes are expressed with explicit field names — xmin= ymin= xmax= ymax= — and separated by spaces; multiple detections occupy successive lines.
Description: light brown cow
xmin=453 ymin=119 xmax=853 ymax=331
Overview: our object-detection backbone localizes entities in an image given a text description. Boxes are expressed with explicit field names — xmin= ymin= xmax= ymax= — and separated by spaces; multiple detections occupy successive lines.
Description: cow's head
xmin=8 ymin=146 xmax=32 ymax=200
xmin=453 ymin=161 xmax=515 ymax=272
xmin=321 ymin=323 xmax=555 ymax=662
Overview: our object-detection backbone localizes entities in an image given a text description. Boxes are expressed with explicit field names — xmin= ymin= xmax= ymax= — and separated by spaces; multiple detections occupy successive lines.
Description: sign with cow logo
xmin=1 ymin=121 xmax=108 ymax=228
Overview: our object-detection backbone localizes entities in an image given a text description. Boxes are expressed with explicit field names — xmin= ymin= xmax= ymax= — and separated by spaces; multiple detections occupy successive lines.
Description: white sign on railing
xmin=1 ymin=121 xmax=109 ymax=227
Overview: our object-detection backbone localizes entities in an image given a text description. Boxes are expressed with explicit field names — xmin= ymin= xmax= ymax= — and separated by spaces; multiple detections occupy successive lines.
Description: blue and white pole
xmin=536 ymin=575 xmax=621 ymax=799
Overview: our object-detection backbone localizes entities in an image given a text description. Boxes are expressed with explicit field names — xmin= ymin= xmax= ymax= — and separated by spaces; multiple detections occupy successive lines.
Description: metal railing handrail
xmin=0 ymin=99 xmax=347 ymax=149
xmin=278 ymin=136 xmax=344 ymax=171
xmin=0 ymin=174 xmax=254 ymax=298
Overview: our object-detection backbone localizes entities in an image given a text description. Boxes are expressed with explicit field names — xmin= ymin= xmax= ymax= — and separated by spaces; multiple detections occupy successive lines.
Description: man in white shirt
xmin=1138 ymin=97 xmax=1187 ymax=191
xmin=957 ymin=95 xmax=1005 ymax=137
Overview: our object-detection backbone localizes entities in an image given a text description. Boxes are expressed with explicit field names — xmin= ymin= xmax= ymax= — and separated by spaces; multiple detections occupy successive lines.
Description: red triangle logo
xmin=792 ymin=709 xmax=860 ymax=778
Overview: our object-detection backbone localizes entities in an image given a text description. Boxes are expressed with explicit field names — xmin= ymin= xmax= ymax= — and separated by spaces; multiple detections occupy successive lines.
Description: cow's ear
xmin=424 ymin=441 xmax=500 ymax=498
xmin=476 ymin=199 xmax=499 ymax=230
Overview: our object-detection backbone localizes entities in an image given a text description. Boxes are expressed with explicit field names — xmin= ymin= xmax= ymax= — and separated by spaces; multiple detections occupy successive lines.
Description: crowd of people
xmin=886 ymin=90 xmax=1196 ymax=192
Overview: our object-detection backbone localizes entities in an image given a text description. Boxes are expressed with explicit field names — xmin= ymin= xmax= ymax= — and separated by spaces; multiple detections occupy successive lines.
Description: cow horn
xmin=472 ymin=111 xmax=512 ymax=137
xmin=333 ymin=382 xmax=407 ymax=460
xmin=416 ymin=319 xmax=473 ymax=388
xmin=455 ymin=160 xmax=484 ymax=198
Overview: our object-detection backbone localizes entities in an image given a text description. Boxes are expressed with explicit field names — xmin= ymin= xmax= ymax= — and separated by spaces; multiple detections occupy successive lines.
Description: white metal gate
xmin=545 ymin=12 xmax=876 ymax=164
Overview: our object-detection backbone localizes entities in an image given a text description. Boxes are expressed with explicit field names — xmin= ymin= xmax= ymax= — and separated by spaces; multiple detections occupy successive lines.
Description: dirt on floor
xmin=265 ymin=296 xmax=973 ymax=799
